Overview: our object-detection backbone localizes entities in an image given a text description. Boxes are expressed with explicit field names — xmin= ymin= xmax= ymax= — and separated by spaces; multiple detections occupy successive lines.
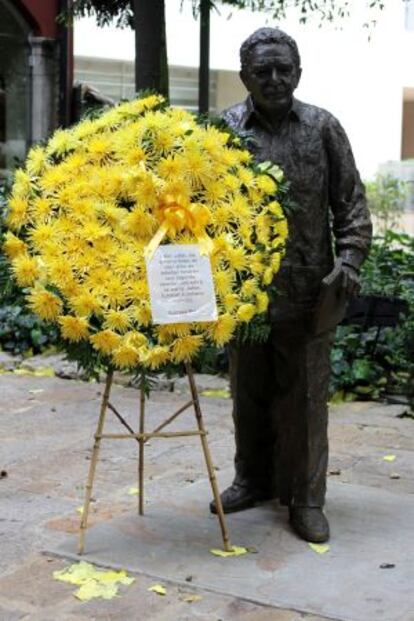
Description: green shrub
xmin=330 ymin=232 xmax=414 ymax=405
xmin=365 ymin=173 xmax=406 ymax=235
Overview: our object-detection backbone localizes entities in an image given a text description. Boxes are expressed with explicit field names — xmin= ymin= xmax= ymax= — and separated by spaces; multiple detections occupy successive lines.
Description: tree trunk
xmin=198 ymin=0 xmax=210 ymax=114
xmin=133 ymin=0 xmax=169 ymax=100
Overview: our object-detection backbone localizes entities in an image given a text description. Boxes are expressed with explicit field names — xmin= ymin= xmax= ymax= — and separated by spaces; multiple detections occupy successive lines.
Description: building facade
xmin=0 ymin=0 xmax=73 ymax=175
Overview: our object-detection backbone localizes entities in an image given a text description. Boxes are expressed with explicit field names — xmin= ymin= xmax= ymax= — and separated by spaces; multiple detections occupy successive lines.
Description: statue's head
xmin=240 ymin=27 xmax=302 ymax=116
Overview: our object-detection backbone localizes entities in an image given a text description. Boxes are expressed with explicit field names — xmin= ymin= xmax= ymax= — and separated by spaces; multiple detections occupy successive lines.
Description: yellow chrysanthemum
xmin=201 ymin=180 xmax=226 ymax=205
xmin=199 ymin=126 xmax=229 ymax=156
xmin=102 ymin=277 xmax=128 ymax=307
xmin=256 ymin=174 xmax=277 ymax=195
xmin=256 ymin=291 xmax=269 ymax=313
xmin=39 ymin=166 xmax=68 ymax=191
xmin=227 ymin=247 xmax=247 ymax=271
xmin=223 ymin=293 xmax=239 ymax=312
xmin=141 ymin=345 xmax=170 ymax=370
xmin=229 ymin=195 xmax=251 ymax=222
xmin=211 ymin=204 xmax=234 ymax=231
xmin=157 ymin=323 xmax=192 ymax=339
xmin=262 ymin=267 xmax=274 ymax=286
xmin=250 ymin=252 xmax=266 ymax=276
xmin=126 ymin=207 xmax=157 ymax=239
xmin=124 ymin=146 xmax=147 ymax=167
xmin=48 ymin=260 xmax=74 ymax=287
xmin=112 ymin=344 xmax=140 ymax=368
xmin=240 ymin=278 xmax=259 ymax=299
xmin=238 ymin=167 xmax=255 ymax=186
xmin=214 ymin=269 xmax=234 ymax=298
xmin=171 ymin=334 xmax=204 ymax=362
xmin=58 ymin=316 xmax=89 ymax=342
xmin=46 ymin=129 xmax=78 ymax=156
xmin=26 ymin=146 xmax=47 ymax=176
xmin=31 ymin=197 xmax=54 ymax=222
xmin=267 ymin=201 xmax=283 ymax=217
xmin=72 ymin=118 xmax=98 ymax=140
xmin=274 ymin=219 xmax=288 ymax=239
xmin=113 ymin=250 xmax=139 ymax=279
xmin=177 ymin=148 xmax=213 ymax=187
xmin=12 ymin=169 xmax=32 ymax=198
xmin=2 ymin=232 xmax=27 ymax=259
xmin=210 ymin=313 xmax=236 ymax=346
xmin=104 ymin=309 xmax=131 ymax=333
xmin=157 ymin=155 xmax=186 ymax=180
xmin=28 ymin=289 xmax=62 ymax=321
xmin=85 ymin=267 xmax=112 ymax=291
xmin=237 ymin=303 xmax=256 ymax=323
xmin=129 ymin=279 xmax=149 ymax=300
xmin=123 ymin=331 xmax=147 ymax=349
xmin=29 ymin=223 xmax=55 ymax=250
xmin=11 ymin=255 xmax=39 ymax=286
xmin=7 ymin=196 xmax=29 ymax=229
xmin=134 ymin=303 xmax=152 ymax=327
xmin=87 ymin=135 xmax=113 ymax=161
xmin=59 ymin=279 xmax=81 ymax=299
xmin=70 ymin=291 xmax=102 ymax=317
xmin=223 ymin=174 xmax=241 ymax=192
xmin=270 ymin=252 xmax=282 ymax=272
xmin=90 ymin=329 xmax=122 ymax=354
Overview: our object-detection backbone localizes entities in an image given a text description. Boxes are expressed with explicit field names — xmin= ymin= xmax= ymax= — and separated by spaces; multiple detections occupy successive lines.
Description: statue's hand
xmin=341 ymin=264 xmax=361 ymax=297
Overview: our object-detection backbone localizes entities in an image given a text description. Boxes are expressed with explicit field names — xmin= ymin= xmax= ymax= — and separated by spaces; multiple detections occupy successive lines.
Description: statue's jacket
xmin=222 ymin=96 xmax=373 ymax=322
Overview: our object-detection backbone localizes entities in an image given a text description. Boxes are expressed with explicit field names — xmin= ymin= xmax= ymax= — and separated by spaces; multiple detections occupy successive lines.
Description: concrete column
xmin=28 ymin=36 xmax=57 ymax=145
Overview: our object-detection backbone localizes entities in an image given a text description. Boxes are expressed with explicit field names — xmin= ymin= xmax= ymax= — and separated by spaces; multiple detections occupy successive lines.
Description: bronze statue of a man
xmin=210 ymin=27 xmax=372 ymax=542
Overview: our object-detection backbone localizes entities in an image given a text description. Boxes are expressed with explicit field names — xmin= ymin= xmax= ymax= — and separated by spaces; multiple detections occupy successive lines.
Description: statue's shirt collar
xmin=240 ymin=95 xmax=301 ymax=132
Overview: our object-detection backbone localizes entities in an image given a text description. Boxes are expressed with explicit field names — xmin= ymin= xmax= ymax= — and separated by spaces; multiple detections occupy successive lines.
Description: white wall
xmin=74 ymin=0 xmax=413 ymax=180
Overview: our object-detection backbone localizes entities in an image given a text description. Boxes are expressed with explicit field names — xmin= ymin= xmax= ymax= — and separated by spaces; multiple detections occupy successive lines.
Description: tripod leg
xmin=185 ymin=363 xmax=231 ymax=552
xmin=78 ymin=370 xmax=113 ymax=555
xmin=138 ymin=384 xmax=145 ymax=515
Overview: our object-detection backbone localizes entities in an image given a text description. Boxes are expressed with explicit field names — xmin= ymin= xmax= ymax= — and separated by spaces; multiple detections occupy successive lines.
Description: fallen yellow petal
xmin=308 ymin=543 xmax=330 ymax=554
xmin=54 ymin=561 xmax=97 ymax=585
xmin=14 ymin=366 xmax=55 ymax=377
xmin=148 ymin=584 xmax=167 ymax=595
xmin=33 ymin=366 xmax=55 ymax=377
xmin=201 ymin=389 xmax=230 ymax=398
xmin=383 ymin=455 xmax=396 ymax=462
xmin=210 ymin=545 xmax=248 ymax=557
xmin=53 ymin=561 xmax=135 ymax=602
xmin=183 ymin=594 xmax=203 ymax=603
xmin=128 ymin=487 xmax=140 ymax=495
xmin=13 ymin=368 xmax=33 ymax=376
xmin=99 ymin=570 xmax=134 ymax=586
xmin=76 ymin=507 xmax=84 ymax=515
xmin=75 ymin=581 xmax=118 ymax=601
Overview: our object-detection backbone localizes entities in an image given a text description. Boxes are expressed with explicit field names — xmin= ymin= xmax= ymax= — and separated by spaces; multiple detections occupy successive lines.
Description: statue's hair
xmin=240 ymin=27 xmax=301 ymax=72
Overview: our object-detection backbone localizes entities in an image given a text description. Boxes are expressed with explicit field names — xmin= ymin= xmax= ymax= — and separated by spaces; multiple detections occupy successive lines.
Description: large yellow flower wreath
xmin=3 ymin=94 xmax=288 ymax=371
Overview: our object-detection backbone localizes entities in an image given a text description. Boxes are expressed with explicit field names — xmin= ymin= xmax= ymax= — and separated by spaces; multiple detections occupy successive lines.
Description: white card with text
xmin=145 ymin=244 xmax=218 ymax=324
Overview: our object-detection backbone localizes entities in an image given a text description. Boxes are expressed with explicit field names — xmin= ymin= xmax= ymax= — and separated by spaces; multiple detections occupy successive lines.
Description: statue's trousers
xmin=229 ymin=318 xmax=335 ymax=508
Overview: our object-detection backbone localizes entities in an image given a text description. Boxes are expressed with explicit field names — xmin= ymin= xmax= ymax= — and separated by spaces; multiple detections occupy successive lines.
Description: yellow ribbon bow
xmin=144 ymin=194 xmax=213 ymax=260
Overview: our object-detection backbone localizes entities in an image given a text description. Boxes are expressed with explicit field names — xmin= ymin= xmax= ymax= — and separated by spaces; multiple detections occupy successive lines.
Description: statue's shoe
xmin=209 ymin=482 xmax=273 ymax=514
xmin=289 ymin=506 xmax=330 ymax=543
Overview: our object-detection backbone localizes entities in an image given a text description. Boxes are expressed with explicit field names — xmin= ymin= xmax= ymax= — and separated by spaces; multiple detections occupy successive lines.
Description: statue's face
xmin=241 ymin=42 xmax=301 ymax=115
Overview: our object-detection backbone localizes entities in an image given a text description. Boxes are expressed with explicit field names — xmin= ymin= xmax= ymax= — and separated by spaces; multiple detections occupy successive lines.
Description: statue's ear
xmin=295 ymin=67 xmax=302 ymax=88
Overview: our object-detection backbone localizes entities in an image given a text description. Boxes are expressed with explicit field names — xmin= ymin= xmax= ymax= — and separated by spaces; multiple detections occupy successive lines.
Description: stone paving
xmin=0 ymin=358 xmax=413 ymax=621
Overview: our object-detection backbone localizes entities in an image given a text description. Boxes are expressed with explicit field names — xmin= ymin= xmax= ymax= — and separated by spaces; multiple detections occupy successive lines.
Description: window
xmin=74 ymin=57 xmax=218 ymax=113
